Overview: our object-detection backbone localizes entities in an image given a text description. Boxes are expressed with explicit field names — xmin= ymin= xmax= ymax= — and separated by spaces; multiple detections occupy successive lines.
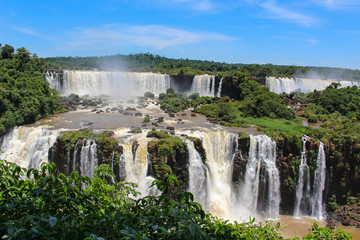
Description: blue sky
xmin=1 ymin=0 xmax=360 ymax=69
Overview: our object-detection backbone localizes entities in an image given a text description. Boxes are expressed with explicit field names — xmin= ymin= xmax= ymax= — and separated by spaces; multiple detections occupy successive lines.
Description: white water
xmin=294 ymin=135 xmax=311 ymax=217
xmin=310 ymin=142 xmax=326 ymax=219
xmin=118 ymin=131 xmax=159 ymax=196
xmin=45 ymin=71 xmax=61 ymax=90
xmin=0 ymin=126 xmax=60 ymax=169
xmin=237 ymin=135 xmax=280 ymax=219
xmin=266 ymin=77 xmax=360 ymax=94
xmin=0 ymin=124 xmax=320 ymax=221
xmin=190 ymin=74 xmax=216 ymax=97
xmin=188 ymin=131 xmax=237 ymax=218
xmin=79 ymin=139 xmax=98 ymax=179
xmin=186 ymin=139 xmax=208 ymax=208
xmin=217 ymin=77 xmax=223 ymax=97
xmin=47 ymin=70 xmax=171 ymax=97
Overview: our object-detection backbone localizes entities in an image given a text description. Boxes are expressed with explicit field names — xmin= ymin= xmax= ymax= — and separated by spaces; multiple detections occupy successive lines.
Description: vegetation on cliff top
xmin=0 ymin=44 xmax=61 ymax=136
xmin=0 ymin=160 xmax=351 ymax=239
xmin=44 ymin=53 xmax=360 ymax=81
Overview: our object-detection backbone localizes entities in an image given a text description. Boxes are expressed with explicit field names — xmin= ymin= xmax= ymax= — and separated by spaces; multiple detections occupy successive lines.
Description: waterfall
xmin=190 ymin=74 xmax=216 ymax=97
xmin=0 ymin=126 xmax=60 ymax=169
xmin=238 ymin=135 xmax=280 ymax=219
xmin=266 ymin=77 xmax=360 ymax=94
xmin=79 ymin=139 xmax=98 ymax=179
xmin=310 ymin=142 xmax=326 ymax=219
xmin=216 ymin=77 xmax=223 ymax=97
xmin=120 ymin=133 xmax=159 ymax=197
xmin=55 ymin=70 xmax=171 ymax=96
xmin=188 ymin=131 xmax=237 ymax=218
xmin=45 ymin=71 xmax=61 ymax=90
xmin=72 ymin=141 xmax=79 ymax=174
xmin=293 ymin=135 xmax=311 ymax=217
xmin=118 ymin=152 xmax=127 ymax=182
xmin=186 ymin=139 xmax=208 ymax=207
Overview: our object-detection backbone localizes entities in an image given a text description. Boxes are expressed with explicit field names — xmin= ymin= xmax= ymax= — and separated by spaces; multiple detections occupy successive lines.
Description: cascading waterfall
xmin=0 ymin=123 xmax=327 ymax=221
xmin=119 ymin=133 xmax=159 ymax=197
xmin=190 ymin=74 xmax=216 ymax=97
xmin=216 ymin=77 xmax=223 ymax=97
xmin=238 ymin=135 xmax=280 ymax=219
xmin=266 ymin=77 xmax=360 ymax=94
xmin=118 ymin=151 xmax=127 ymax=182
xmin=186 ymin=139 xmax=208 ymax=208
xmin=45 ymin=71 xmax=61 ymax=90
xmin=310 ymin=142 xmax=326 ymax=219
xmin=52 ymin=70 xmax=171 ymax=96
xmin=79 ymin=139 xmax=98 ymax=179
xmin=293 ymin=135 xmax=311 ymax=217
xmin=72 ymin=141 xmax=79 ymax=175
xmin=0 ymin=126 xmax=60 ymax=169
xmin=189 ymin=131 xmax=237 ymax=218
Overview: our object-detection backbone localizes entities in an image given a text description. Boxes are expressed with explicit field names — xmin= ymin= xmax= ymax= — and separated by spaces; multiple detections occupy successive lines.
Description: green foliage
xmin=307 ymin=85 xmax=360 ymax=118
xmin=147 ymin=130 xmax=171 ymax=139
xmin=44 ymin=53 xmax=360 ymax=81
xmin=0 ymin=44 xmax=61 ymax=136
xmin=158 ymin=88 xmax=190 ymax=113
xmin=188 ymin=92 xmax=200 ymax=100
xmin=125 ymin=107 xmax=136 ymax=111
xmin=129 ymin=127 xmax=142 ymax=133
xmin=57 ymin=128 xmax=95 ymax=150
xmin=144 ymin=91 xmax=155 ymax=99
xmin=143 ymin=115 xmax=150 ymax=122
xmin=302 ymin=222 xmax=351 ymax=240
xmin=0 ymin=159 xmax=352 ymax=240
xmin=57 ymin=129 xmax=120 ymax=165
xmin=1 ymin=44 xmax=14 ymax=59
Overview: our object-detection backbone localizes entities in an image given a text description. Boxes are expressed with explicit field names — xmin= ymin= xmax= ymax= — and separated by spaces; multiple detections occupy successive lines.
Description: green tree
xmin=1 ymin=44 xmax=14 ymax=59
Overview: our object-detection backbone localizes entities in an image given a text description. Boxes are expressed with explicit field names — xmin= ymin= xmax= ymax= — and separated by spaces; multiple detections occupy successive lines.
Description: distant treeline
xmin=44 ymin=53 xmax=360 ymax=81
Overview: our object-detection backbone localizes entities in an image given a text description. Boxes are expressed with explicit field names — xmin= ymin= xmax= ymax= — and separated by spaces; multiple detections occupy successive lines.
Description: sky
xmin=1 ymin=0 xmax=360 ymax=69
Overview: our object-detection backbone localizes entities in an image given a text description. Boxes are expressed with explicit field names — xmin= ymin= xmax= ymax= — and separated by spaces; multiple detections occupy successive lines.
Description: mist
xmin=96 ymin=55 xmax=129 ymax=71
xmin=294 ymin=67 xmax=359 ymax=81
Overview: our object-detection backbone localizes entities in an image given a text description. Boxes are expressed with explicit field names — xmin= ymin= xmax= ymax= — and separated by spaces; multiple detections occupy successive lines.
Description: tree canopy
xmin=0 ymin=44 xmax=61 ymax=136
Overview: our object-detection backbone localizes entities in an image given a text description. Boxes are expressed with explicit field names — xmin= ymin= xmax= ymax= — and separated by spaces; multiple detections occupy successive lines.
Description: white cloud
xmin=10 ymin=27 xmax=53 ymax=40
xmin=306 ymin=39 xmax=319 ymax=45
xmin=67 ymin=24 xmax=231 ymax=50
xmin=171 ymin=0 xmax=218 ymax=12
xmin=260 ymin=1 xmax=317 ymax=26
xmin=313 ymin=0 xmax=360 ymax=9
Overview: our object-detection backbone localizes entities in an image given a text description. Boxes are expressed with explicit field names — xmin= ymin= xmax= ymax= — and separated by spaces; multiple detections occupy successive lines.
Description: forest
xmin=0 ymin=44 xmax=61 ymax=136
xmin=44 ymin=53 xmax=360 ymax=82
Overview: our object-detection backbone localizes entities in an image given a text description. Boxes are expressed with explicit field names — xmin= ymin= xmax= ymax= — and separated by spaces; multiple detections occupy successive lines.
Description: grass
xmin=235 ymin=117 xmax=306 ymax=133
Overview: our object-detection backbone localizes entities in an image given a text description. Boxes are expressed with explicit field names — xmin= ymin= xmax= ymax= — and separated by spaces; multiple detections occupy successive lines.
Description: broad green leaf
xmin=49 ymin=216 xmax=57 ymax=228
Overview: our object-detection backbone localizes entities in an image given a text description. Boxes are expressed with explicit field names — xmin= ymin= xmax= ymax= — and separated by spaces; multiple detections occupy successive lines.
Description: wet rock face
xmin=49 ymin=139 xmax=69 ymax=175
xmin=147 ymin=136 xmax=189 ymax=190
xmin=326 ymin=138 xmax=360 ymax=207
xmin=231 ymin=133 xmax=249 ymax=194
xmin=278 ymin=153 xmax=297 ymax=214
xmin=328 ymin=201 xmax=360 ymax=228
xmin=232 ymin=151 xmax=248 ymax=185
xmin=276 ymin=136 xmax=321 ymax=215
xmin=188 ymin=137 xmax=206 ymax=163
xmin=48 ymin=130 xmax=123 ymax=180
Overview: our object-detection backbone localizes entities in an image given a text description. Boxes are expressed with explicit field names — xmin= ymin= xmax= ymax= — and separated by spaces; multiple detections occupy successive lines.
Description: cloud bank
xmin=67 ymin=24 xmax=232 ymax=51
